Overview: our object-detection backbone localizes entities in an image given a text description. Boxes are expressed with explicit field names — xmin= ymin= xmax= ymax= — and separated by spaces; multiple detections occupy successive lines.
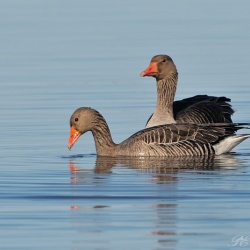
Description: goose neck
xmin=156 ymin=73 xmax=178 ymax=116
xmin=91 ymin=116 xmax=117 ymax=156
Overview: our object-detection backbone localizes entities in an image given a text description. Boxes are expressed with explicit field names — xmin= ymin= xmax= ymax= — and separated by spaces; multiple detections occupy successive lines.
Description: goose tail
xmin=213 ymin=134 xmax=250 ymax=155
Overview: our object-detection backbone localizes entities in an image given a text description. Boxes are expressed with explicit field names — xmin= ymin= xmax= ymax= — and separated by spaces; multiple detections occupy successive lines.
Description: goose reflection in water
xmin=67 ymin=154 xmax=245 ymax=249
xmin=69 ymin=153 xmax=242 ymax=186
xmin=68 ymin=153 xmax=242 ymax=180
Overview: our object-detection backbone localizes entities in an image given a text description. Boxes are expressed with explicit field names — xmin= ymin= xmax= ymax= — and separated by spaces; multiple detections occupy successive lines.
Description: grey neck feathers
xmin=146 ymin=72 xmax=178 ymax=127
xmin=91 ymin=114 xmax=116 ymax=154
xmin=155 ymin=73 xmax=178 ymax=123
xmin=156 ymin=72 xmax=178 ymax=114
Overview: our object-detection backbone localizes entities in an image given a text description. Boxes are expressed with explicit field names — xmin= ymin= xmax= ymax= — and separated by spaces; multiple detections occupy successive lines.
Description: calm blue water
xmin=1 ymin=1 xmax=250 ymax=249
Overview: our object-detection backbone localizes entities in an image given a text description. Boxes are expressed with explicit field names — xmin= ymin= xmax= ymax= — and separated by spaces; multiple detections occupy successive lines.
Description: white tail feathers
xmin=213 ymin=134 xmax=250 ymax=155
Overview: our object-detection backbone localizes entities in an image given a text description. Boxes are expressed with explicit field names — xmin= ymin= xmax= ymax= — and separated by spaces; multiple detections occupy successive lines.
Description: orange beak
xmin=68 ymin=126 xmax=81 ymax=150
xmin=140 ymin=61 xmax=158 ymax=77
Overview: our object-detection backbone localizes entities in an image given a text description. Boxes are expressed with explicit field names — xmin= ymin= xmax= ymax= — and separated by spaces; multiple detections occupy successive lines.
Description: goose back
xmin=175 ymin=95 xmax=234 ymax=123
xmin=118 ymin=123 xmax=242 ymax=157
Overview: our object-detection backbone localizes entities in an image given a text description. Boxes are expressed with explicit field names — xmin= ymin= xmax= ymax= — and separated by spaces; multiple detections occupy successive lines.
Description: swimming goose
xmin=68 ymin=107 xmax=250 ymax=157
xmin=140 ymin=55 xmax=234 ymax=128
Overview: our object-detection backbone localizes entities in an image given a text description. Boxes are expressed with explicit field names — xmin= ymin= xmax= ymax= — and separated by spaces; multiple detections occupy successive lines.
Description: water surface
xmin=1 ymin=1 xmax=250 ymax=249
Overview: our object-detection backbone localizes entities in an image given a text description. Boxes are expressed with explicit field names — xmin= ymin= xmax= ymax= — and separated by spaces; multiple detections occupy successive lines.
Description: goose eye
xmin=75 ymin=118 xmax=78 ymax=122
xmin=162 ymin=59 xmax=166 ymax=63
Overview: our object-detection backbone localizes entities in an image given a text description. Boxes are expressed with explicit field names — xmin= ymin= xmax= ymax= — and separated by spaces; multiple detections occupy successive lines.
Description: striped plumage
xmin=140 ymin=55 xmax=234 ymax=128
xmin=68 ymin=107 xmax=250 ymax=157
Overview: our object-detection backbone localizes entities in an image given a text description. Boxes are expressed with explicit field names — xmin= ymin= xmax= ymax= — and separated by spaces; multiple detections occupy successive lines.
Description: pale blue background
xmin=1 ymin=1 xmax=250 ymax=249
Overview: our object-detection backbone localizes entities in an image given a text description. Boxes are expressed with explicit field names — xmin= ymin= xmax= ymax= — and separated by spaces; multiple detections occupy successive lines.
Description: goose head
xmin=140 ymin=54 xmax=177 ymax=81
xmin=68 ymin=107 xmax=99 ymax=150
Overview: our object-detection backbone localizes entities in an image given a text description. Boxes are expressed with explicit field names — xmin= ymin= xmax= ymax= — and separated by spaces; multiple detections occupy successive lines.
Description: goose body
xmin=68 ymin=107 xmax=250 ymax=157
xmin=140 ymin=55 xmax=234 ymax=128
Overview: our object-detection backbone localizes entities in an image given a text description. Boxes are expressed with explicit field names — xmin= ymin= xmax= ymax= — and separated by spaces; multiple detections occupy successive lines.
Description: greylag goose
xmin=68 ymin=107 xmax=250 ymax=157
xmin=140 ymin=55 xmax=234 ymax=128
